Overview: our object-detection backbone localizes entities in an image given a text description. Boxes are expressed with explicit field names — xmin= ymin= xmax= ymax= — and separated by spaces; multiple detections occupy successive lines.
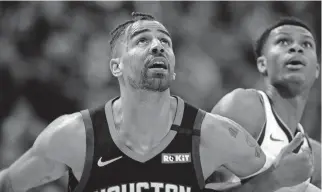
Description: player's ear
xmin=257 ymin=56 xmax=268 ymax=76
xmin=110 ymin=58 xmax=123 ymax=77
xmin=315 ymin=62 xmax=320 ymax=79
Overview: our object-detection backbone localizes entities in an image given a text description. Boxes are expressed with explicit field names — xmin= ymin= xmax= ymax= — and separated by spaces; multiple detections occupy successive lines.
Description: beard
xmin=128 ymin=67 xmax=173 ymax=92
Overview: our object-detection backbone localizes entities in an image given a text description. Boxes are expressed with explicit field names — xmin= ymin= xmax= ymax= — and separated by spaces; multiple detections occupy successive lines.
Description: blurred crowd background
xmin=0 ymin=1 xmax=320 ymax=192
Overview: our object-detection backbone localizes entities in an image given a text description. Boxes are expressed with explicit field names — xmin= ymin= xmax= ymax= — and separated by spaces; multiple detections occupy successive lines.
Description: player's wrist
xmin=267 ymin=166 xmax=283 ymax=191
xmin=252 ymin=165 xmax=280 ymax=192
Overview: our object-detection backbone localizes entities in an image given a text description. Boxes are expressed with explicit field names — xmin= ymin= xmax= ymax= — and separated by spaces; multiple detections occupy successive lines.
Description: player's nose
xmin=150 ymin=39 xmax=164 ymax=55
xmin=288 ymin=43 xmax=304 ymax=54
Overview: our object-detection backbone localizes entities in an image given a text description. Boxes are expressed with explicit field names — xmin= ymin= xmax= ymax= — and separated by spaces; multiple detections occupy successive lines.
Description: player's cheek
xmin=168 ymin=54 xmax=175 ymax=67
xmin=275 ymin=54 xmax=284 ymax=69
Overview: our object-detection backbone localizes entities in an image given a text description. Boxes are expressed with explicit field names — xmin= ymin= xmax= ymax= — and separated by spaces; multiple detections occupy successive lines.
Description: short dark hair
xmin=109 ymin=12 xmax=156 ymax=56
xmin=254 ymin=17 xmax=314 ymax=59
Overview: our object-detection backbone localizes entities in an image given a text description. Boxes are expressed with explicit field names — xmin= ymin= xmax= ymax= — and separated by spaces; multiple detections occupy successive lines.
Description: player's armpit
xmin=308 ymin=138 xmax=321 ymax=188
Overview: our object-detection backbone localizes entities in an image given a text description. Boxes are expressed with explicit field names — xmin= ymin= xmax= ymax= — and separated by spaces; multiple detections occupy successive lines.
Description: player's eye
xmin=303 ymin=41 xmax=313 ymax=48
xmin=137 ymin=37 xmax=148 ymax=45
xmin=277 ymin=38 xmax=290 ymax=46
xmin=160 ymin=38 xmax=170 ymax=46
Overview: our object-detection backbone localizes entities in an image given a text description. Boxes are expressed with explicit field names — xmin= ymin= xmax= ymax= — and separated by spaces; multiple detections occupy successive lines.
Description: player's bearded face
xmin=121 ymin=20 xmax=175 ymax=92
xmin=264 ymin=25 xmax=319 ymax=89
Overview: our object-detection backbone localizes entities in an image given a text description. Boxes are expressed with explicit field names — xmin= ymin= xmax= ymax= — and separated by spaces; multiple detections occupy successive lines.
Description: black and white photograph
xmin=0 ymin=1 xmax=321 ymax=192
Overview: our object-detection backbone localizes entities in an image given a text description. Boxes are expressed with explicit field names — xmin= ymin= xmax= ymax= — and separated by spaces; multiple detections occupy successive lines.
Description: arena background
xmin=0 ymin=1 xmax=320 ymax=192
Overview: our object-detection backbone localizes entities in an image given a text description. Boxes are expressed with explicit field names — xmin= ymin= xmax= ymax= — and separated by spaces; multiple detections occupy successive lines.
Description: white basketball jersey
xmin=257 ymin=90 xmax=311 ymax=192
xmin=205 ymin=90 xmax=312 ymax=191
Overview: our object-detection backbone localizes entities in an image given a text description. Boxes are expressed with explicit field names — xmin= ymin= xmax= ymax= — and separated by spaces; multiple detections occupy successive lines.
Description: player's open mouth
xmin=148 ymin=61 xmax=168 ymax=69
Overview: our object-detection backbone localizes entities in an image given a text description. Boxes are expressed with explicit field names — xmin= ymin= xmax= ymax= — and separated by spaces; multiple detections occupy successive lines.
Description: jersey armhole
xmin=255 ymin=90 xmax=267 ymax=144
xmin=192 ymin=109 xmax=207 ymax=189
xmin=239 ymin=92 xmax=268 ymax=184
xmin=69 ymin=109 xmax=95 ymax=192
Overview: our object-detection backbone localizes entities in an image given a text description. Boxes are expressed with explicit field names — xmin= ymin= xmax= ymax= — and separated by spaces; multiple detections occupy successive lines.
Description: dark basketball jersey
xmin=68 ymin=96 xmax=207 ymax=192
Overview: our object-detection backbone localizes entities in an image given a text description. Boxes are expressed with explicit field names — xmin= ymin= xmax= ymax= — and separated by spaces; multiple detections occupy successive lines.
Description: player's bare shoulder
xmin=211 ymin=88 xmax=265 ymax=139
xmin=212 ymin=88 xmax=262 ymax=115
xmin=33 ymin=112 xmax=86 ymax=175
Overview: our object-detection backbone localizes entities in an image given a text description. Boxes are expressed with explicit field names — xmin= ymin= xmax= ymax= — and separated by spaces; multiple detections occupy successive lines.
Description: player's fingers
xmin=282 ymin=132 xmax=304 ymax=155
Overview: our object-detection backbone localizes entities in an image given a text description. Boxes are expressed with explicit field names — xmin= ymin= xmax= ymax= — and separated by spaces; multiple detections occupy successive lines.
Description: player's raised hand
xmin=272 ymin=132 xmax=314 ymax=188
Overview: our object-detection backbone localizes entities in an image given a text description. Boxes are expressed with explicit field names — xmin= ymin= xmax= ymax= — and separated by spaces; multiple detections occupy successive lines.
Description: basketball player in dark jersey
xmin=0 ymin=13 xmax=306 ymax=192
xmin=210 ymin=18 xmax=321 ymax=192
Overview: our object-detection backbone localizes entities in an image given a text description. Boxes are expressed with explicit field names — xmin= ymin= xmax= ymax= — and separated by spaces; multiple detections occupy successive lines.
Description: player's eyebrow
xmin=130 ymin=29 xmax=150 ymax=40
xmin=158 ymin=29 xmax=171 ymax=38
xmin=129 ymin=28 xmax=171 ymax=40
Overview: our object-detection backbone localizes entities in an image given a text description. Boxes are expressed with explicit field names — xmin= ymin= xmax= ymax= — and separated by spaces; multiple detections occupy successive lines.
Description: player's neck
xmin=266 ymin=85 xmax=308 ymax=134
xmin=113 ymin=88 xmax=176 ymax=154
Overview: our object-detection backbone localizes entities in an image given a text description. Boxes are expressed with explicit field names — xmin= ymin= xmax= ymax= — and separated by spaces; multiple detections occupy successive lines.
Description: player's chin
xmin=282 ymin=72 xmax=306 ymax=83
xmin=279 ymin=74 xmax=310 ymax=92
xmin=143 ymin=78 xmax=171 ymax=92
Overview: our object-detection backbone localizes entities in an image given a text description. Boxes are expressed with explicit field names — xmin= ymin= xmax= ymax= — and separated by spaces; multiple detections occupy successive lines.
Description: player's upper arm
xmin=200 ymin=113 xmax=266 ymax=179
xmin=309 ymin=138 xmax=321 ymax=188
xmin=211 ymin=88 xmax=265 ymax=140
xmin=33 ymin=112 xmax=86 ymax=174
xmin=7 ymin=113 xmax=86 ymax=191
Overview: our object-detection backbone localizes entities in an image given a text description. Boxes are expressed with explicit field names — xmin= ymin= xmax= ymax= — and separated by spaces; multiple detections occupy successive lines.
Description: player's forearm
xmin=0 ymin=169 xmax=16 ymax=192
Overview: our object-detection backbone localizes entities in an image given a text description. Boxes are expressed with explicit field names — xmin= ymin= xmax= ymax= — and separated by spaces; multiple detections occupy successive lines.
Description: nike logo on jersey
xmin=270 ymin=134 xmax=284 ymax=142
xmin=97 ymin=156 xmax=123 ymax=167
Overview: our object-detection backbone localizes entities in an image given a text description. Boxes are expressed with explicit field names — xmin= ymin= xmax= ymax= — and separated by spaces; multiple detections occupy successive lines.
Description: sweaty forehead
xmin=126 ymin=20 xmax=169 ymax=37
xmin=270 ymin=25 xmax=313 ymax=38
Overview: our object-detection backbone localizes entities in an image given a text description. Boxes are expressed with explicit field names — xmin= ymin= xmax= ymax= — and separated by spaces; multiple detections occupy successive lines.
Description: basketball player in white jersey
xmin=210 ymin=17 xmax=321 ymax=192
xmin=0 ymin=12 xmax=301 ymax=192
